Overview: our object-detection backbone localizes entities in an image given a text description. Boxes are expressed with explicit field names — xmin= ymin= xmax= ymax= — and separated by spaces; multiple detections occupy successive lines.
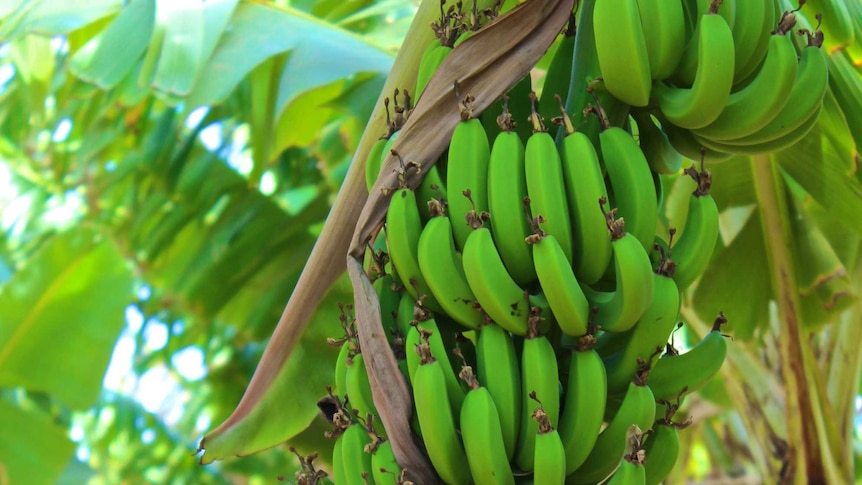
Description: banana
xmin=346 ymin=352 xmax=382 ymax=435
xmin=659 ymin=114 xmax=733 ymax=163
xmin=692 ymin=103 xmax=822 ymax=155
xmin=532 ymin=403 xmax=567 ymax=485
xmin=642 ymin=410 xmax=686 ymax=485
xmin=530 ymin=233 xmax=591 ymax=337
xmin=604 ymin=272 xmax=681 ymax=395
xmin=396 ymin=291 xmax=417 ymax=337
xmin=371 ymin=439 xmax=401 ymax=485
xmin=607 ymin=451 xmax=646 ymax=485
xmin=417 ymin=212 xmax=485 ymax=330
xmin=669 ymin=163 xmax=720 ymax=291
xmin=447 ymin=96 xmax=492 ymax=251
xmin=631 ymin=111 xmax=684 ymax=175
xmin=366 ymin=136 xmax=389 ymax=193
xmin=583 ymin=212 xmax=655 ymax=334
xmin=335 ymin=336 xmax=354 ymax=399
xmin=486 ymin=101 xmax=536 ymax=286
xmin=404 ymin=316 xmax=466 ymax=421
xmin=412 ymin=341 xmax=472 ymax=485
xmin=728 ymin=0 xmax=775 ymax=85
xmin=462 ymin=226 xmax=533 ymax=336
xmin=559 ymin=341 xmax=608 ymax=474
xmin=557 ymin=104 xmax=613 ymax=285
xmin=341 ymin=421 xmax=374 ymax=485
xmin=332 ymin=430 xmax=346 ymax=485
xmin=653 ymin=9 xmax=736 ymax=129
xmin=597 ymin=125 xmax=657 ymax=252
xmin=458 ymin=364 xmax=516 ymax=485
xmin=374 ymin=273 xmax=402 ymax=344
xmin=692 ymin=28 xmax=799 ymax=142
xmin=726 ymin=32 xmax=827 ymax=146
xmin=476 ymin=322 xmax=522 ymax=460
xmin=635 ymin=0 xmax=686 ymax=80
xmin=539 ymin=18 xmax=576 ymax=122
xmin=387 ymin=187 xmax=443 ymax=313
xmin=647 ymin=314 xmax=729 ymax=401
xmin=569 ymin=381 xmax=656 ymax=484
xmin=416 ymin=161 xmax=448 ymax=223
xmin=514 ymin=317 xmax=561 ymax=472
xmin=674 ymin=0 xmax=737 ymax=85
xmin=593 ymin=0 xmax=652 ymax=106
xmin=525 ymin=93 xmax=574 ymax=264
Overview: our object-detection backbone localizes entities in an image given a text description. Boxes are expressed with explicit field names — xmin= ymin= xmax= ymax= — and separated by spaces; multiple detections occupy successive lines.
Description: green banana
xmin=387 ymin=187 xmax=443 ymax=313
xmin=583 ymin=214 xmax=655 ymax=334
xmin=447 ymin=98 xmax=492 ymax=251
xmin=374 ymin=273 xmax=402 ymax=345
xmin=341 ymin=422 xmax=374 ymax=485
xmin=539 ymin=19 xmax=577 ymax=122
xmin=396 ymin=291 xmax=418 ymax=337
xmin=643 ymin=416 xmax=684 ymax=485
xmin=598 ymin=125 xmax=657 ymax=252
xmin=412 ymin=341 xmax=472 ymax=485
xmin=476 ymin=322 xmax=522 ymax=460
xmin=458 ymin=364 xmax=516 ymax=485
xmin=417 ymin=213 xmax=484 ymax=331
xmin=557 ymin=105 xmax=613 ymax=285
xmin=692 ymin=29 xmax=799 ymax=142
xmin=514 ymin=318 xmax=561 ymax=472
xmin=674 ymin=0 xmax=737 ymax=85
xmin=416 ymin=161 xmax=448 ymax=223
xmin=631 ymin=111 xmax=684 ymax=175
xmin=726 ymin=32 xmax=827 ymax=146
xmin=463 ymin=226 xmax=533 ymax=336
xmin=532 ymin=403 xmax=567 ymax=485
xmin=559 ymin=342 xmax=608 ymax=474
xmin=728 ymin=0 xmax=775 ymax=84
xmin=525 ymin=93 xmax=574 ymax=264
xmin=604 ymin=272 xmax=681 ymax=395
xmin=593 ymin=0 xmax=652 ymax=106
xmin=531 ymin=233 xmax=591 ymax=337
xmin=660 ymin=114 xmax=733 ymax=163
xmin=607 ymin=452 xmax=646 ymax=485
xmin=404 ymin=316 xmax=466 ymax=421
xmin=653 ymin=9 xmax=736 ymax=129
xmin=346 ymin=353 xmax=381 ymax=433
xmin=332 ymin=429 xmax=346 ymax=485
xmin=647 ymin=314 xmax=728 ymax=401
xmin=371 ymin=439 xmax=401 ymax=485
xmin=635 ymin=0 xmax=685 ymax=80
xmin=569 ymin=382 xmax=656 ymax=484
xmin=365 ymin=136 xmax=389 ymax=194
xmin=669 ymin=163 xmax=720 ymax=291
xmin=334 ymin=337 xmax=354 ymax=399
xmin=692 ymin=104 xmax=822 ymax=155
xmin=486 ymin=101 xmax=536 ymax=286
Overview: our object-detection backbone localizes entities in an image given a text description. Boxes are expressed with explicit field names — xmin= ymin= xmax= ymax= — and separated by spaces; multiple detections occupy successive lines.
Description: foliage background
xmin=0 ymin=0 xmax=861 ymax=483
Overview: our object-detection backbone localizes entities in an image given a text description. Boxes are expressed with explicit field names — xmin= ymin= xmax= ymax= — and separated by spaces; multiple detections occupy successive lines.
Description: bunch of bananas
xmin=314 ymin=0 xmax=836 ymax=482
xmin=592 ymin=0 xmax=830 ymax=161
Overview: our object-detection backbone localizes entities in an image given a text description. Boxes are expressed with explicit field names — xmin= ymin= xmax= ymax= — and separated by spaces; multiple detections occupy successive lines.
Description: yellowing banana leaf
xmin=0 ymin=228 xmax=133 ymax=410
xmin=0 ymin=399 xmax=76 ymax=485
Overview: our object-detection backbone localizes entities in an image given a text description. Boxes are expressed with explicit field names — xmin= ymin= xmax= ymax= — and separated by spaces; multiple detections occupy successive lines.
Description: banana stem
xmin=750 ymin=155 xmax=844 ymax=483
